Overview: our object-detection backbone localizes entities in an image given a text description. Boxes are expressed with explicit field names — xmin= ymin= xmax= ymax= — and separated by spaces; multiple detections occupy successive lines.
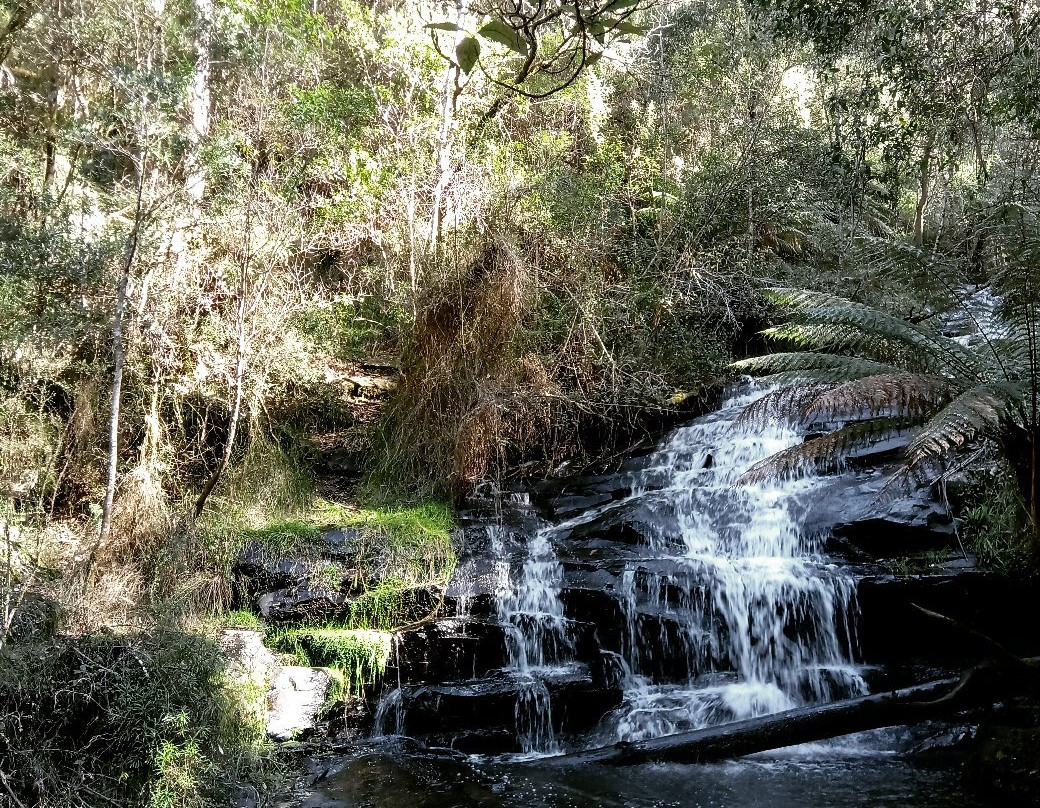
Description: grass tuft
xmin=268 ymin=626 xmax=392 ymax=698
xmin=221 ymin=609 xmax=266 ymax=632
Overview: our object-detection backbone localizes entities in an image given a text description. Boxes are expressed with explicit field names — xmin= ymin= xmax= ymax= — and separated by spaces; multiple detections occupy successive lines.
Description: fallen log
xmin=542 ymin=664 xmax=1032 ymax=767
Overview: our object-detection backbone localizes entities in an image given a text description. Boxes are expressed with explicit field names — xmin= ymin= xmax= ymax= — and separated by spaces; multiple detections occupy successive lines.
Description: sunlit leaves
xmin=423 ymin=0 xmax=653 ymax=107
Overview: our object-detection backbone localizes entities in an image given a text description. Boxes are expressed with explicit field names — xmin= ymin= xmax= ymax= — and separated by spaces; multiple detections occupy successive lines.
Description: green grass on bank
xmin=183 ymin=441 xmax=455 ymax=730
xmin=194 ymin=440 xmax=457 ymax=607
xmin=268 ymin=626 xmax=393 ymax=699
xmin=205 ymin=499 xmax=457 ymax=594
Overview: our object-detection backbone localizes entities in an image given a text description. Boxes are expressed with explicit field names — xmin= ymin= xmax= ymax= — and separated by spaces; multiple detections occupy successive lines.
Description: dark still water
xmin=278 ymin=732 xmax=983 ymax=808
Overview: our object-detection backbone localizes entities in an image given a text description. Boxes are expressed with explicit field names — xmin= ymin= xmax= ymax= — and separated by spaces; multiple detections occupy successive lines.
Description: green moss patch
xmin=321 ymin=501 xmax=457 ymax=587
xmin=269 ymin=627 xmax=392 ymax=698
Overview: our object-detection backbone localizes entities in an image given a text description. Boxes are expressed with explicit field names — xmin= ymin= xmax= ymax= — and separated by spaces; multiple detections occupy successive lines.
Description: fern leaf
xmin=761 ymin=323 xmax=939 ymax=373
xmin=738 ymin=416 xmax=921 ymax=484
xmin=735 ymin=384 xmax=830 ymax=427
xmin=731 ymin=352 xmax=902 ymax=380
xmin=766 ymin=288 xmax=985 ymax=381
xmin=803 ymin=373 xmax=953 ymax=423
xmin=906 ymin=383 xmax=1025 ymax=468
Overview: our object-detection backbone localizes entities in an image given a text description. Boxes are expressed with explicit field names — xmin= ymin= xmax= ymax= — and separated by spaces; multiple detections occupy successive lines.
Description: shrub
xmin=0 ymin=626 xmax=277 ymax=808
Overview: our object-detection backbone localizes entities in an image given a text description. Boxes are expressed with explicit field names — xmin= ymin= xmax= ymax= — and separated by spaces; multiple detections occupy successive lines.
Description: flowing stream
xmin=288 ymin=383 xmax=987 ymax=808
xmin=488 ymin=384 xmax=865 ymax=752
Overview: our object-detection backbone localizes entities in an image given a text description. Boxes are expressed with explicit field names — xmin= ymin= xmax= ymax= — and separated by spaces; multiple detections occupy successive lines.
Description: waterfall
xmin=495 ymin=383 xmax=866 ymax=749
xmin=369 ymin=382 xmax=868 ymax=755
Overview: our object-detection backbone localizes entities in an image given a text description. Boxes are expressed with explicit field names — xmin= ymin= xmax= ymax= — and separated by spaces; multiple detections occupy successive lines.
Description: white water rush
xmin=492 ymin=383 xmax=867 ymax=752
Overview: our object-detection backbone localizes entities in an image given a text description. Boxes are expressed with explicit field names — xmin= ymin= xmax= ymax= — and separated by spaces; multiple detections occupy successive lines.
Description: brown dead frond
xmin=735 ymin=384 xmax=830 ymax=427
xmin=804 ymin=373 xmax=954 ymax=422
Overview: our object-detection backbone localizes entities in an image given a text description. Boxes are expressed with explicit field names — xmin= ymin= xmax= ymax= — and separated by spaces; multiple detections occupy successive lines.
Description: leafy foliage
xmin=734 ymin=278 xmax=1040 ymax=550
xmin=428 ymin=0 xmax=652 ymax=105
xmin=0 ymin=627 xmax=277 ymax=807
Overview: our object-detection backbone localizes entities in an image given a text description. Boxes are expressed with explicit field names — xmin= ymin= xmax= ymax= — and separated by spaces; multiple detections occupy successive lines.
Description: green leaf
xmin=584 ymin=51 xmax=603 ymax=67
xmin=608 ymin=18 xmax=647 ymax=36
xmin=604 ymin=0 xmax=641 ymax=10
xmin=455 ymin=36 xmax=480 ymax=74
xmin=478 ymin=19 xmax=529 ymax=55
xmin=425 ymin=21 xmax=462 ymax=31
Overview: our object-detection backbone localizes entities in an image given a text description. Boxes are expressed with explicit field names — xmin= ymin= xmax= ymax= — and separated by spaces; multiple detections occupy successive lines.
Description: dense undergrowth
xmin=0 ymin=627 xmax=279 ymax=808
xmin=0 ymin=436 xmax=455 ymax=807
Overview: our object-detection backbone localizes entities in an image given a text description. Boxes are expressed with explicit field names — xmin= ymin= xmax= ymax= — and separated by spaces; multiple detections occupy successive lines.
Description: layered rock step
xmin=376 ymin=669 xmax=625 ymax=754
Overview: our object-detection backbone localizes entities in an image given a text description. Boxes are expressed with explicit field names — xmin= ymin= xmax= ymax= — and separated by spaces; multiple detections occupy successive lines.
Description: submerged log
xmin=544 ymin=664 xmax=1036 ymax=767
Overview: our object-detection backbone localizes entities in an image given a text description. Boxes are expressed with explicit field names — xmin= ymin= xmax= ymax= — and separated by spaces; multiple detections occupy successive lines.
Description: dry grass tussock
xmin=372 ymin=234 xmax=576 ymax=500
xmin=31 ymin=458 xmax=227 ymax=634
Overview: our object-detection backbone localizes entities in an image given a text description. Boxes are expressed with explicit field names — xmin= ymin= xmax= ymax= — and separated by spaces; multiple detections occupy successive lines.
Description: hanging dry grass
xmin=370 ymin=234 xmax=574 ymax=500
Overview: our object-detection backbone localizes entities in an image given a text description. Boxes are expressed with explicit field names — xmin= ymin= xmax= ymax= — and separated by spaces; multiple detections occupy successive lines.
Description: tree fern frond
xmin=738 ymin=284 xmax=1040 ymax=524
xmin=905 ymin=383 xmax=1025 ymax=468
xmin=752 ymin=369 xmax=892 ymax=387
xmin=803 ymin=373 xmax=953 ymax=423
xmin=735 ymin=384 xmax=829 ymax=427
xmin=764 ymin=288 xmax=849 ymax=309
xmin=992 ymin=203 xmax=1040 ymax=312
xmin=766 ymin=288 xmax=986 ymax=381
xmin=995 ymin=317 xmax=1040 ymax=380
xmin=737 ymin=416 xmax=920 ymax=484
xmin=793 ymin=306 xmax=983 ymax=380
xmin=731 ymin=352 xmax=901 ymax=380
xmin=761 ymin=323 xmax=939 ymax=373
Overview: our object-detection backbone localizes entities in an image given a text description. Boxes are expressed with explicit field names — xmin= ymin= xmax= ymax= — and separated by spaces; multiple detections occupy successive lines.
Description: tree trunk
xmin=185 ymin=0 xmax=211 ymax=204
xmin=192 ymin=280 xmax=247 ymax=518
xmin=543 ymin=664 xmax=1034 ymax=767
xmin=85 ymin=152 xmax=147 ymax=587
xmin=0 ymin=2 xmax=35 ymax=69
xmin=913 ymin=134 xmax=935 ymax=249
xmin=429 ymin=0 xmax=467 ymax=253
xmin=166 ymin=0 xmax=211 ymax=281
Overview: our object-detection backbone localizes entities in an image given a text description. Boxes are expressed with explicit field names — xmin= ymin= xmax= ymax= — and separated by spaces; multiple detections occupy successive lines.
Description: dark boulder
xmin=385 ymin=619 xmax=510 ymax=686
xmin=390 ymin=671 xmax=625 ymax=752
xmin=802 ymin=467 xmax=955 ymax=559
xmin=257 ymin=586 xmax=350 ymax=622
xmin=857 ymin=572 xmax=1040 ymax=663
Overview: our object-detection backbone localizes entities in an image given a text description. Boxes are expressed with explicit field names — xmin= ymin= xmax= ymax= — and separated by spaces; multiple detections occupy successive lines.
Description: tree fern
xmin=734 ymin=286 xmax=1040 ymax=548
xmin=905 ymin=384 xmax=1021 ymax=468
xmin=739 ymin=416 xmax=921 ymax=483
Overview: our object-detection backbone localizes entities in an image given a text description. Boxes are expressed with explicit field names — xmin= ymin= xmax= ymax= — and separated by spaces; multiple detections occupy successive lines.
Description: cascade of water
xmin=373 ymin=687 xmax=404 ymax=736
xmin=368 ymin=383 xmax=868 ymax=754
xmin=497 ymin=523 xmax=573 ymax=671
xmin=607 ymin=386 xmax=865 ymax=740
xmin=496 ymin=382 xmax=866 ymax=749
xmin=487 ymin=490 xmax=579 ymax=753
xmin=515 ymin=679 xmax=559 ymax=754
